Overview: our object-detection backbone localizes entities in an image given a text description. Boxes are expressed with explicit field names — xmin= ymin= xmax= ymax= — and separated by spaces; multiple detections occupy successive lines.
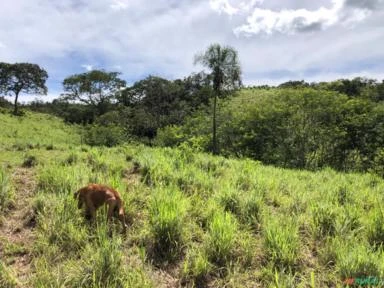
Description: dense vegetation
xmin=8 ymin=76 xmax=381 ymax=175
xmin=1 ymin=110 xmax=384 ymax=287
xmin=2 ymin=47 xmax=384 ymax=176
xmin=157 ymin=86 xmax=384 ymax=174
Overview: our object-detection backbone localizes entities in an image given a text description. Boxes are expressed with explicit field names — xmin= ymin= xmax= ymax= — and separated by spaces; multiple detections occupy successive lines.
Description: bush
xmin=22 ymin=154 xmax=38 ymax=168
xmin=84 ymin=125 xmax=126 ymax=147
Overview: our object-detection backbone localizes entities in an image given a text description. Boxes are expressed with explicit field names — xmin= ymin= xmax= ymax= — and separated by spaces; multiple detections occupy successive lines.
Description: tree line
xmin=1 ymin=45 xmax=384 ymax=175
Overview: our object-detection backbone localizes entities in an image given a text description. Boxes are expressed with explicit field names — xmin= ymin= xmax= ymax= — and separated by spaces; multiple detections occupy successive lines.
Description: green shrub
xmin=84 ymin=125 xmax=125 ymax=147
xmin=155 ymin=125 xmax=185 ymax=147
xmin=22 ymin=154 xmax=38 ymax=168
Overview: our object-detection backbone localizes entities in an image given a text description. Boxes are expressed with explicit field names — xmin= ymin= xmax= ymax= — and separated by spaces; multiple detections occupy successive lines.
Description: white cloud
xmin=209 ymin=0 xmax=239 ymax=15
xmin=209 ymin=0 xmax=264 ymax=15
xmin=209 ymin=0 xmax=379 ymax=36
xmin=81 ymin=64 xmax=94 ymax=71
xmin=110 ymin=0 xmax=129 ymax=11
xmin=0 ymin=0 xmax=383 ymax=98
xmin=0 ymin=41 xmax=5 ymax=48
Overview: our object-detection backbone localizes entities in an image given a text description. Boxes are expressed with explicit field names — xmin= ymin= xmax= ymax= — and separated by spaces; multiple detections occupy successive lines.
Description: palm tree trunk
xmin=13 ymin=91 xmax=20 ymax=115
xmin=212 ymin=93 xmax=218 ymax=155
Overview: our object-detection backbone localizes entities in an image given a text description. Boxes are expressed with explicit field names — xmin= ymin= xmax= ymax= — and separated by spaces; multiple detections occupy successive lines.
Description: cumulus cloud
xmin=209 ymin=0 xmax=263 ymax=15
xmin=81 ymin=64 xmax=94 ymax=71
xmin=208 ymin=0 xmax=383 ymax=36
xmin=0 ymin=0 xmax=384 ymax=99
xmin=110 ymin=0 xmax=129 ymax=11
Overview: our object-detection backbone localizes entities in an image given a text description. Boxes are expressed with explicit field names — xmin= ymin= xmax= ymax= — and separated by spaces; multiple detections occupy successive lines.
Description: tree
xmin=194 ymin=44 xmax=242 ymax=154
xmin=62 ymin=70 xmax=126 ymax=116
xmin=0 ymin=62 xmax=48 ymax=115
xmin=118 ymin=75 xmax=210 ymax=139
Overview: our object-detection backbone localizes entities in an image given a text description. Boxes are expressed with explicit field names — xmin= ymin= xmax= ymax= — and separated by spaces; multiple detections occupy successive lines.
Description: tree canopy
xmin=0 ymin=62 xmax=48 ymax=115
xmin=62 ymin=70 xmax=126 ymax=115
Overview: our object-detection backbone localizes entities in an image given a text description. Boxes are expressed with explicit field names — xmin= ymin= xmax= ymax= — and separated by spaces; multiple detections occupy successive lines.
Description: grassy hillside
xmin=1 ymin=111 xmax=384 ymax=287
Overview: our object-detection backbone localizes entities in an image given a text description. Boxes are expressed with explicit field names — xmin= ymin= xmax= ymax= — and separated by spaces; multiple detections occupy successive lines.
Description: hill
xmin=1 ymin=111 xmax=384 ymax=287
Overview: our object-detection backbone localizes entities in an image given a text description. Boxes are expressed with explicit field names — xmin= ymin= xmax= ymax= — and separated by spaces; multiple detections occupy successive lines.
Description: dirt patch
xmin=0 ymin=167 xmax=37 ymax=287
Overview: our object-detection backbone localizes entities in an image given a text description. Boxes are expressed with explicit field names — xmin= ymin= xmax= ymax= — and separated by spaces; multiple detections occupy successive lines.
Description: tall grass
xmin=0 ymin=261 xmax=18 ymax=288
xmin=149 ymin=187 xmax=188 ymax=259
xmin=264 ymin=217 xmax=300 ymax=269
xmin=3 ymin=112 xmax=384 ymax=287
xmin=0 ymin=166 xmax=14 ymax=213
xmin=206 ymin=211 xmax=238 ymax=266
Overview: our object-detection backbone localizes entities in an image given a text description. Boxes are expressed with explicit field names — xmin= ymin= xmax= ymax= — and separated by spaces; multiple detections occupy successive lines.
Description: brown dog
xmin=74 ymin=184 xmax=128 ymax=231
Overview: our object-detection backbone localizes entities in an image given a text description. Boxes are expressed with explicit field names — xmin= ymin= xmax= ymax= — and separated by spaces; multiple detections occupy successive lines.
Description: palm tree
xmin=194 ymin=44 xmax=242 ymax=154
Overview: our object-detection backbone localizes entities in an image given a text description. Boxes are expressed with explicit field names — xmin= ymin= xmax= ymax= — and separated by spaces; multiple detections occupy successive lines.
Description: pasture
xmin=1 ymin=111 xmax=384 ymax=287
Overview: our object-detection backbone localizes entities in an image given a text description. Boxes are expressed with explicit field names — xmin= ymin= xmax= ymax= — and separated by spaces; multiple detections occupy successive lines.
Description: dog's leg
xmin=117 ymin=200 xmax=128 ymax=232
xmin=85 ymin=197 xmax=96 ymax=221
xmin=106 ymin=199 xmax=117 ymax=222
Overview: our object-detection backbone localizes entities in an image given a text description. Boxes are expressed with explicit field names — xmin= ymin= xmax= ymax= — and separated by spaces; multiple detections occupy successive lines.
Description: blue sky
xmin=1 ymin=0 xmax=384 ymax=102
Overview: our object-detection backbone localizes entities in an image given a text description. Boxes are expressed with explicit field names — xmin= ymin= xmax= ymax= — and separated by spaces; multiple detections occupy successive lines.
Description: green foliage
xmin=62 ymin=70 xmax=126 ymax=116
xmin=118 ymin=75 xmax=212 ymax=139
xmin=0 ymin=62 xmax=48 ymax=115
xmin=84 ymin=124 xmax=126 ymax=147
xmin=166 ymin=87 xmax=384 ymax=173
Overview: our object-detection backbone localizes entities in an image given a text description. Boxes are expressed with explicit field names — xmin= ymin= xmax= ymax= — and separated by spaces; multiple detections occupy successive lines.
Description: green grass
xmin=149 ymin=186 xmax=188 ymax=260
xmin=1 ymin=110 xmax=384 ymax=287
xmin=0 ymin=166 xmax=14 ymax=213
xmin=0 ymin=261 xmax=19 ymax=288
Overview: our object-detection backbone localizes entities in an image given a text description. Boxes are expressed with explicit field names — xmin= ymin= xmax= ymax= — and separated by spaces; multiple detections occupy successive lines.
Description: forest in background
xmin=2 ymin=75 xmax=383 ymax=176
